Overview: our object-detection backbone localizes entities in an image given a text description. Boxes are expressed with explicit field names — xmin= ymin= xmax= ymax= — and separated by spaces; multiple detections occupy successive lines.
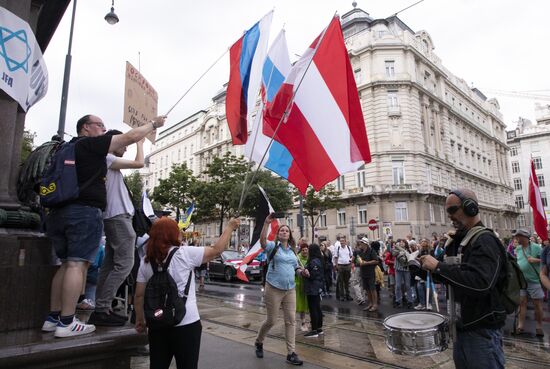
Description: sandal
xmin=368 ymin=306 xmax=378 ymax=312
xmin=536 ymin=329 xmax=544 ymax=337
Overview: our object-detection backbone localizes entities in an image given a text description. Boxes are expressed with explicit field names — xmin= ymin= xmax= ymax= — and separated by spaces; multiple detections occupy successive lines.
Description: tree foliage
xmin=234 ymin=169 xmax=293 ymax=217
xmin=151 ymin=163 xmax=195 ymax=210
xmin=296 ymin=184 xmax=343 ymax=239
xmin=21 ymin=130 xmax=36 ymax=163
xmin=124 ymin=170 xmax=144 ymax=208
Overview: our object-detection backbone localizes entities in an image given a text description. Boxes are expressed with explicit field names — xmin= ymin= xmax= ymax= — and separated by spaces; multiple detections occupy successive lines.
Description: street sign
xmin=368 ymin=219 xmax=378 ymax=231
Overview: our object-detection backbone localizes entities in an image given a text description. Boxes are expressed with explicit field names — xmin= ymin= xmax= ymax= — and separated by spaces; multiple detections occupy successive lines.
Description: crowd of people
xmin=36 ymin=120 xmax=549 ymax=369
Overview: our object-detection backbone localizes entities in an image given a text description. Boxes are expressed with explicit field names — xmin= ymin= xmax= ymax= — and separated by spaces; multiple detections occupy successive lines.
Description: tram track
xmin=198 ymin=292 xmax=550 ymax=368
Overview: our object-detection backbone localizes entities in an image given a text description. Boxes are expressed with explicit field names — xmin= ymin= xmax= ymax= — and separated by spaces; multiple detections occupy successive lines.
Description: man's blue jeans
xmin=394 ymin=270 xmax=410 ymax=304
xmin=454 ymin=328 xmax=505 ymax=369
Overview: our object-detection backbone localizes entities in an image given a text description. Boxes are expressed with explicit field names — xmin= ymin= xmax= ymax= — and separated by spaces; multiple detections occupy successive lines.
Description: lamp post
xmin=56 ymin=0 xmax=77 ymax=138
xmin=104 ymin=0 xmax=119 ymax=25
xmin=57 ymin=0 xmax=119 ymax=139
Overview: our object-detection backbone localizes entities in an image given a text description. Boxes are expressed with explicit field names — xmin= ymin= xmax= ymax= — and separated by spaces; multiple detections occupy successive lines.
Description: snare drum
xmin=383 ymin=312 xmax=448 ymax=356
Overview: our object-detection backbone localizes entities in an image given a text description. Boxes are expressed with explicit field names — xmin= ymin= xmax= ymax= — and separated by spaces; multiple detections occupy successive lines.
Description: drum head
xmin=384 ymin=312 xmax=446 ymax=330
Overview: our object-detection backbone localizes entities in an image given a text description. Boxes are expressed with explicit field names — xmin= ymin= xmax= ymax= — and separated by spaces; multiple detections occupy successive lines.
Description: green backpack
xmin=469 ymin=228 xmax=527 ymax=314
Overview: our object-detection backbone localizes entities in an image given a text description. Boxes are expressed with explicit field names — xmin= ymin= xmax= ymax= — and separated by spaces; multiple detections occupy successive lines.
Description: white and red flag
xmin=236 ymin=186 xmax=279 ymax=282
xmin=264 ymin=16 xmax=371 ymax=191
xmin=529 ymin=158 xmax=548 ymax=241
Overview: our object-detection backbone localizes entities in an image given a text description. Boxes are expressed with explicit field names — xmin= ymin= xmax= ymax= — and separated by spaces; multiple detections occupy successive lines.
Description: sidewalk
xmin=131 ymin=332 xmax=327 ymax=369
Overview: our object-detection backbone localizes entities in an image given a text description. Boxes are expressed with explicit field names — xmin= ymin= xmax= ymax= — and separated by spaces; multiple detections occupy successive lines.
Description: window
xmin=533 ymin=157 xmax=543 ymax=169
xmin=440 ymin=205 xmax=446 ymax=225
xmin=356 ymin=170 xmax=366 ymax=188
xmin=337 ymin=209 xmax=346 ymax=226
xmin=288 ymin=217 xmax=294 ymax=229
xmin=319 ymin=212 xmax=327 ymax=228
xmin=358 ymin=204 xmax=367 ymax=224
xmin=542 ymin=192 xmax=548 ymax=207
xmin=429 ymin=203 xmax=435 ymax=223
xmin=395 ymin=202 xmax=408 ymax=221
xmin=426 ymin=164 xmax=432 ymax=185
xmin=206 ymin=225 xmax=211 ymax=237
xmin=511 ymin=162 xmax=520 ymax=173
xmin=518 ymin=214 xmax=526 ymax=227
xmin=354 ymin=68 xmax=362 ymax=84
xmin=513 ymin=178 xmax=522 ymax=191
xmin=515 ymin=195 xmax=524 ymax=209
xmin=337 ymin=175 xmax=345 ymax=191
xmin=385 ymin=60 xmax=395 ymax=77
xmin=392 ymin=161 xmax=404 ymax=185
xmin=510 ymin=147 xmax=518 ymax=156
xmin=387 ymin=91 xmax=399 ymax=107
xmin=537 ymin=174 xmax=545 ymax=187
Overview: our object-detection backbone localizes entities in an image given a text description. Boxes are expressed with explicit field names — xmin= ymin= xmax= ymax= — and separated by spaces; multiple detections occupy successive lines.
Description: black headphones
xmin=449 ymin=190 xmax=479 ymax=217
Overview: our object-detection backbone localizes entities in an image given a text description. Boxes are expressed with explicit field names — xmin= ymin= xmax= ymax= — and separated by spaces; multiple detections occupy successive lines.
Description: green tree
xmin=152 ymin=163 xmax=196 ymax=210
xmin=124 ymin=170 xmax=144 ymax=208
xmin=297 ymin=184 xmax=343 ymax=239
xmin=234 ymin=169 xmax=293 ymax=217
xmin=196 ymin=152 xmax=249 ymax=234
xmin=21 ymin=130 xmax=36 ymax=163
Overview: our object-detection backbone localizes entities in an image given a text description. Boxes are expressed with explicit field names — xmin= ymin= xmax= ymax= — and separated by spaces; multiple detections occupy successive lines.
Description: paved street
xmin=131 ymin=278 xmax=550 ymax=368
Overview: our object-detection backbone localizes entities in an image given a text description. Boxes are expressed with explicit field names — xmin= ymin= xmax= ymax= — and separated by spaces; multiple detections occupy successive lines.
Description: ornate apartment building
xmin=506 ymin=104 xmax=550 ymax=234
xmin=144 ymin=5 xmax=518 ymax=245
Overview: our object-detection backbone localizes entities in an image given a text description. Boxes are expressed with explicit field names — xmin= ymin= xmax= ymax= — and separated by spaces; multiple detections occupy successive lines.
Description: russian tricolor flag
xmin=245 ymin=30 xmax=309 ymax=194
xmin=226 ymin=11 xmax=273 ymax=145
xmin=265 ymin=17 xmax=371 ymax=191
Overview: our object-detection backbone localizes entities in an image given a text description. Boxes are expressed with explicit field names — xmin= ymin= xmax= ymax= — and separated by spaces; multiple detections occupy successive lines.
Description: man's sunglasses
xmin=446 ymin=205 xmax=460 ymax=215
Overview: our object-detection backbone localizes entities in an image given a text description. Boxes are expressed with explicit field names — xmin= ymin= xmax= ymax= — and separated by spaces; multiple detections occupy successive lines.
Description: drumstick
xmin=426 ymin=272 xmax=431 ymax=309
xmin=431 ymin=278 xmax=439 ymax=312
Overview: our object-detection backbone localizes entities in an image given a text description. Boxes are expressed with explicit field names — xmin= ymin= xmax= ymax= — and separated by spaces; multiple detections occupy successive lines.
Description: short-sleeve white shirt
xmin=104 ymin=153 xmax=135 ymax=219
xmin=137 ymin=246 xmax=205 ymax=326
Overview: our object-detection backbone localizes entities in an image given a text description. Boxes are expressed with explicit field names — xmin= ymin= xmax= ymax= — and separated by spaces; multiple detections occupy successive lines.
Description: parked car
xmin=208 ymin=250 xmax=262 ymax=281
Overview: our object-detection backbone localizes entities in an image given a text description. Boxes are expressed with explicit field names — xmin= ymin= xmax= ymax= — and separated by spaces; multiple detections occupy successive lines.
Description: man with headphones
xmin=420 ymin=189 xmax=507 ymax=369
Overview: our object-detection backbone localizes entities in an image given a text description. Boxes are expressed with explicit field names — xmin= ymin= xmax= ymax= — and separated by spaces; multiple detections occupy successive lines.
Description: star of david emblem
xmin=0 ymin=26 xmax=32 ymax=73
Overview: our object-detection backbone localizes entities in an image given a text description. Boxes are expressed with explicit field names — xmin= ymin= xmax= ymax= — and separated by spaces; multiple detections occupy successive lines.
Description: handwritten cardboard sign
xmin=123 ymin=61 xmax=158 ymax=143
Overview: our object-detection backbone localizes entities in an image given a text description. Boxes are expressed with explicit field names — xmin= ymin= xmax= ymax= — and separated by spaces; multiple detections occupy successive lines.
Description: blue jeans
xmin=454 ymin=328 xmax=505 ymax=369
xmin=46 ymin=203 xmax=103 ymax=263
xmin=395 ymin=270 xmax=411 ymax=304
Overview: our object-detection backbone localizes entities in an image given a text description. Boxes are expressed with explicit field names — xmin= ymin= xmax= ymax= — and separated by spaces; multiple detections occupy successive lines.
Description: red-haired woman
xmin=134 ymin=217 xmax=240 ymax=369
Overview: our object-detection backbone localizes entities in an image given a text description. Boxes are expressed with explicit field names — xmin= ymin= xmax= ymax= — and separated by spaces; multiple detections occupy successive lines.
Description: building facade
xmin=144 ymin=5 xmax=519 ymax=245
xmin=506 ymin=104 xmax=550 ymax=235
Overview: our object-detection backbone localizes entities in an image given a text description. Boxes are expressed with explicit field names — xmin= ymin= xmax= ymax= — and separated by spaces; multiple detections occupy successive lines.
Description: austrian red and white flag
xmin=236 ymin=185 xmax=280 ymax=282
xmin=264 ymin=16 xmax=371 ymax=191
xmin=529 ymin=159 xmax=548 ymax=241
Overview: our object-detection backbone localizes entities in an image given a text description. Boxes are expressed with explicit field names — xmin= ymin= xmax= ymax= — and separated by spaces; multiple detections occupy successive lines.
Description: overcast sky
xmin=25 ymin=0 xmax=550 ymax=147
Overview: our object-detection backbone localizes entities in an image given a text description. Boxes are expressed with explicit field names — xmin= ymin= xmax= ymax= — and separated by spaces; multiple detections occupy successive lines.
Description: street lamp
xmin=104 ymin=0 xmax=119 ymax=25
xmin=57 ymin=0 xmax=119 ymax=139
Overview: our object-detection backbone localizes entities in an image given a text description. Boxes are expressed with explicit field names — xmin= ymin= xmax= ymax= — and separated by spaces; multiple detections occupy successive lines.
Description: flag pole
xmin=237 ymin=14 xmax=337 ymax=211
xmin=164 ymin=48 xmax=229 ymax=116
xmin=237 ymin=33 xmax=285 ymax=211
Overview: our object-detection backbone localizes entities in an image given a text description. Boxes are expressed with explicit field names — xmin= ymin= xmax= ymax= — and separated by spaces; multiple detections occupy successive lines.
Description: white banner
xmin=0 ymin=7 xmax=48 ymax=112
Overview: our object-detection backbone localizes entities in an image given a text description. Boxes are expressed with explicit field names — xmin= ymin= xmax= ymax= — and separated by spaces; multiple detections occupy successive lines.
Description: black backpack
xmin=38 ymin=140 xmax=100 ymax=208
xmin=144 ymin=248 xmax=192 ymax=330
xmin=469 ymin=228 xmax=527 ymax=314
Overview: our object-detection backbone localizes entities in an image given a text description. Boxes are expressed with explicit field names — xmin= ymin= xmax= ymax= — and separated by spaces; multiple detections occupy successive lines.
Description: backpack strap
xmin=182 ymin=269 xmax=193 ymax=298
xmin=267 ymin=242 xmax=281 ymax=270
xmin=151 ymin=247 xmax=179 ymax=274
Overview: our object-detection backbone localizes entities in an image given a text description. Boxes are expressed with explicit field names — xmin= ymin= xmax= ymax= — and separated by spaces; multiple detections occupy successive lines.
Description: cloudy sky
xmin=25 ymin=0 xmax=550 ymax=146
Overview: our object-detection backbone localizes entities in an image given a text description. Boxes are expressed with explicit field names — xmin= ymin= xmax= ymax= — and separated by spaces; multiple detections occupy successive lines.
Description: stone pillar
xmin=0 ymin=0 xmax=33 ymax=211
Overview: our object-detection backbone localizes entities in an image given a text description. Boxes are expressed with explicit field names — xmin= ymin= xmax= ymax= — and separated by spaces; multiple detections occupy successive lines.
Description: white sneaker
xmin=41 ymin=317 xmax=58 ymax=332
xmin=54 ymin=318 xmax=96 ymax=338
xmin=414 ymin=304 xmax=425 ymax=310
xmin=426 ymin=303 xmax=433 ymax=310
xmin=300 ymin=323 xmax=309 ymax=332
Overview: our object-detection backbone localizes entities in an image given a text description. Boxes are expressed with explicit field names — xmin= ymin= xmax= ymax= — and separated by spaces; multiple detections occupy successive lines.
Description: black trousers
xmin=306 ymin=295 xmax=323 ymax=331
xmin=148 ymin=320 xmax=202 ymax=369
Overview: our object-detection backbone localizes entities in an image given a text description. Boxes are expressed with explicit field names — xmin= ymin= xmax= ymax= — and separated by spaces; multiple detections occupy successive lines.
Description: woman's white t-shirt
xmin=137 ymin=245 xmax=205 ymax=326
